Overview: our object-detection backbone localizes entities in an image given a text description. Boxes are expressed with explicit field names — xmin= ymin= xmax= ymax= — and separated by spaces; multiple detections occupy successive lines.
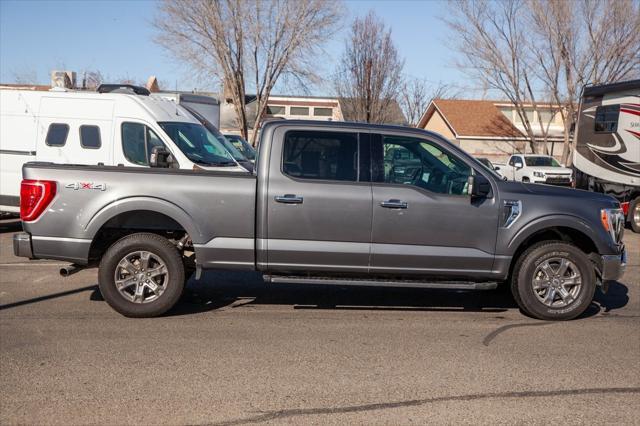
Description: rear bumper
xmin=600 ymin=247 xmax=626 ymax=281
xmin=13 ymin=232 xmax=33 ymax=259
xmin=13 ymin=232 xmax=91 ymax=264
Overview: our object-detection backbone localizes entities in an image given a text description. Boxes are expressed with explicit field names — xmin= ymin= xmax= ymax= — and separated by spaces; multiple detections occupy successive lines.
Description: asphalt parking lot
xmin=1 ymin=218 xmax=638 ymax=425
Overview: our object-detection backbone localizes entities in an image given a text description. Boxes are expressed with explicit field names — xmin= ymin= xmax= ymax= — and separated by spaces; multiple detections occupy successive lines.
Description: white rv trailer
xmin=0 ymin=84 xmax=245 ymax=213
xmin=573 ymin=79 xmax=640 ymax=232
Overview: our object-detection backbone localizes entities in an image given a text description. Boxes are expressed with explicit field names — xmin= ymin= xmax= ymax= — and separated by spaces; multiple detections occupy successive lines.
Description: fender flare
xmin=506 ymin=214 xmax=608 ymax=255
xmin=84 ymin=196 xmax=203 ymax=243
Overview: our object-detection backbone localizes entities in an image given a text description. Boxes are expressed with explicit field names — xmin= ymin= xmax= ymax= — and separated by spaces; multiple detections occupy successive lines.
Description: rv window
xmin=80 ymin=125 xmax=101 ymax=149
xmin=594 ymin=105 xmax=619 ymax=133
xmin=122 ymin=122 xmax=166 ymax=166
xmin=45 ymin=124 xmax=69 ymax=147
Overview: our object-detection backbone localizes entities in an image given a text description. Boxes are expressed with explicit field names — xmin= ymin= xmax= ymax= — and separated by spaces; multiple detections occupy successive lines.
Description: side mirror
xmin=149 ymin=146 xmax=176 ymax=168
xmin=494 ymin=166 xmax=501 ymax=171
xmin=514 ymin=161 xmax=524 ymax=169
xmin=468 ymin=174 xmax=491 ymax=198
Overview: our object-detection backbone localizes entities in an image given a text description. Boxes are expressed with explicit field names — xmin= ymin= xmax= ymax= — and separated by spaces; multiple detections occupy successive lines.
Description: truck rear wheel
xmin=629 ymin=198 xmax=640 ymax=233
xmin=511 ymin=241 xmax=595 ymax=321
xmin=98 ymin=233 xmax=185 ymax=317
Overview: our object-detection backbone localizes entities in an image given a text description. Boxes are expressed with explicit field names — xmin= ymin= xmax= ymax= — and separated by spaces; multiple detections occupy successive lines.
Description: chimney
xmin=51 ymin=70 xmax=76 ymax=89
xmin=146 ymin=76 xmax=160 ymax=93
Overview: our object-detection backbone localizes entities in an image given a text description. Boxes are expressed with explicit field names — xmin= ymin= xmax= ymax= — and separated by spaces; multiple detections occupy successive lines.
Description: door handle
xmin=275 ymin=194 xmax=304 ymax=204
xmin=380 ymin=199 xmax=408 ymax=209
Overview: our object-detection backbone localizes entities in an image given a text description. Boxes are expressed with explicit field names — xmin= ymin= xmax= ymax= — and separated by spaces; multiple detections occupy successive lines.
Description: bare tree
xmin=445 ymin=0 xmax=554 ymax=154
xmin=155 ymin=0 xmax=343 ymax=145
xmin=446 ymin=0 xmax=640 ymax=162
xmin=81 ymin=70 xmax=104 ymax=90
xmin=11 ymin=68 xmax=39 ymax=85
xmin=399 ymin=78 xmax=457 ymax=127
xmin=528 ymin=0 xmax=640 ymax=164
xmin=334 ymin=11 xmax=404 ymax=124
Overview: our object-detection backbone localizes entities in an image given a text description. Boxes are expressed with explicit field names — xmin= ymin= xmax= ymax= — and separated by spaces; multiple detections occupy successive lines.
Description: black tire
xmin=511 ymin=241 xmax=596 ymax=321
xmin=98 ymin=233 xmax=185 ymax=317
xmin=522 ymin=177 xmax=530 ymax=183
xmin=629 ymin=197 xmax=640 ymax=233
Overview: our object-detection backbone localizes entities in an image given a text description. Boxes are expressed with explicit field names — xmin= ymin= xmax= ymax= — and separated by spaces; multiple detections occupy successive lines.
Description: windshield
xmin=225 ymin=135 xmax=256 ymax=160
xmin=158 ymin=122 xmax=236 ymax=166
xmin=525 ymin=156 xmax=560 ymax=167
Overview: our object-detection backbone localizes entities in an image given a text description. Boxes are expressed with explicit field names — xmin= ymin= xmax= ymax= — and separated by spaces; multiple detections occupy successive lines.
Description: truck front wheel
xmin=98 ymin=233 xmax=185 ymax=317
xmin=511 ymin=241 xmax=595 ymax=321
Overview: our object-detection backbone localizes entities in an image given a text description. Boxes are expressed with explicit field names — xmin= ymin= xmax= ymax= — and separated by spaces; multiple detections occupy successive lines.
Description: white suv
xmin=503 ymin=154 xmax=573 ymax=185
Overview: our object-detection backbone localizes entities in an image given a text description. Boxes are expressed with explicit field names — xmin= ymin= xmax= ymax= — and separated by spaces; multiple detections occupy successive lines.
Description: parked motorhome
xmin=573 ymin=79 xmax=640 ymax=232
xmin=0 ymin=85 xmax=245 ymax=213
xmin=157 ymin=92 xmax=221 ymax=129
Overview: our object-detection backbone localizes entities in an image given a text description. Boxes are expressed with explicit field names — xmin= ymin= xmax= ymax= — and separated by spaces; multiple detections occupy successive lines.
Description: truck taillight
xmin=20 ymin=180 xmax=57 ymax=222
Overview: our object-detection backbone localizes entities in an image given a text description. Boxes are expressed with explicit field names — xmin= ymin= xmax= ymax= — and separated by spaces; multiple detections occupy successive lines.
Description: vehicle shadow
xmin=0 ymin=218 xmax=21 ymax=234
xmin=166 ymin=270 xmax=519 ymax=317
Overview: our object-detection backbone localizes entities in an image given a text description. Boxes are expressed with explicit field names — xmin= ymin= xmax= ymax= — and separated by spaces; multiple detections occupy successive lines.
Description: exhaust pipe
xmin=60 ymin=264 xmax=83 ymax=277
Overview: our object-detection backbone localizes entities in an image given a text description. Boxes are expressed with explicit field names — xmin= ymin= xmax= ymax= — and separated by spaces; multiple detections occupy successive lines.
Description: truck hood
xmin=520 ymin=182 xmax=618 ymax=207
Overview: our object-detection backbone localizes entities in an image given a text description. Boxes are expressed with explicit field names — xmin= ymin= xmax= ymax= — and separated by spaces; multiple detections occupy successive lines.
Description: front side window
xmin=283 ymin=130 xmax=358 ymax=181
xmin=45 ymin=123 xmax=69 ymax=146
xmin=375 ymin=135 xmax=471 ymax=195
xmin=594 ymin=104 xmax=619 ymax=133
xmin=524 ymin=156 xmax=560 ymax=167
xmin=122 ymin=122 xmax=166 ymax=166
xmin=158 ymin=122 xmax=235 ymax=166
xmin=509 ymin=156 xmax=521 ymax=166
xmin=79 ymin=125 xmax=101 ymax=149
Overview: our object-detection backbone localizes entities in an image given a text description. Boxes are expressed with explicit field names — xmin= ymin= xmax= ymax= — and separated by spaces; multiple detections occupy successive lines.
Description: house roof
xmin=418 ymin=99 xmax=524 ymax=138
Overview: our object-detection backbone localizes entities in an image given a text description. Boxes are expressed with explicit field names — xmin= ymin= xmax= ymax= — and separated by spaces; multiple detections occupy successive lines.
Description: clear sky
xmin=0 ymin=0 xmax=471 ymax=96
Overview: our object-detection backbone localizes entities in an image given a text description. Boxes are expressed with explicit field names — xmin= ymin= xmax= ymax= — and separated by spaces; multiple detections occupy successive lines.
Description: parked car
xmin=477 ymin=157 xmax=507 ymax=180
xmin=14 ymin=120 xmax=626 ymax=321
xmin=572 ymin=79 xmax=640 ymax=233
xmin=0 ymin=84 xmax=245 ymax=213
xmin=224 ymin=134 xmax=256 ymax=162
xmin=503 ymin=154 xmax=573 ymax=185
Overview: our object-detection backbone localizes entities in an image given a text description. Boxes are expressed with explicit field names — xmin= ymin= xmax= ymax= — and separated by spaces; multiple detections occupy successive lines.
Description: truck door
xmin=264 ymin=128 xmax=372 ymax=273
xmin=369 ymin=133 xmax=500 ymax=276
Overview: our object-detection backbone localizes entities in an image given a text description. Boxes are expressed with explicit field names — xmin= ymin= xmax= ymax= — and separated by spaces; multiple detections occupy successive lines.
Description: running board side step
xmin=264 ymin=275 xmax=498 ymax=290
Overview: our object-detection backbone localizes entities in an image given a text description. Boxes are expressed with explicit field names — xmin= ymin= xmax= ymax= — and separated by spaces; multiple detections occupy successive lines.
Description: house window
xmin=314 ymin=107 xmax=333 ymax=117
xmin=79 ymin=125 xmax=101 ymax=149
xmin=537 ymin=110 xmax=554 ymax=124
xmin=267 ymin=105 xmax=285 ymax=115
xmin=594 ymin=105 xmax=619 ymax=133
xmin=290 ymin=106 xmax=310 ymax=116
xmin=45 ymin=123 xmax=69 ymax=147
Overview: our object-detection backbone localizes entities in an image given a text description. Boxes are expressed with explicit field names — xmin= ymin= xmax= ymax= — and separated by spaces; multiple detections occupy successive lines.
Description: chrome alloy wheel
xmin=114 ymin=251 xmax=169 ymax=304
xmin=532 ymin=257 xmax=582 ymax=308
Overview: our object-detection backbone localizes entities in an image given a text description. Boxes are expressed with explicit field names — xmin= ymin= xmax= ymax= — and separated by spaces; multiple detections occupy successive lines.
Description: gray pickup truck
xmin=14 ymin=121 xmax=626 ymax=320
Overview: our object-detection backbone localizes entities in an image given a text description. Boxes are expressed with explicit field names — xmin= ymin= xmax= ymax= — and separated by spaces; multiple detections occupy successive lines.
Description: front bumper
xmin=13 ymin=232 xmax=33 ymax=259
xmin=600 ymin=246 xmax=626 ymax=281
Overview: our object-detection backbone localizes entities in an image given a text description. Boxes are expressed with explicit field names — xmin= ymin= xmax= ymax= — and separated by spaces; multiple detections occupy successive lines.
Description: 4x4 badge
xmin=65 ymin=182 xmax=107 ymax=191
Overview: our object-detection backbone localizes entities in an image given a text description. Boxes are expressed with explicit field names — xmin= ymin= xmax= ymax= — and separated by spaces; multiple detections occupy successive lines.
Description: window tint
xmin=375 ymin=135 xmax=471 ymax=195
xmin=509 ymin=156 xmax=521 ymax=166
xmin=314 ymin=107 xmax=333 ymax=117
xmin=594 ymin=105 xmax=619 ymax=133
xmin=45 ymin=123 xmax=69 ymax=146
xmin=290 ymin=106 xmax=309 ymax=116
xmin=283 ymin=130 xmax=358 ymax=181
xmin=121 ymin=122 xmax=166 ymax=166
xmin=79 ymin=125 xmax=101 ymax=149
xmin=524 ymin=156 xmax=560 ymax=167
xmin=267 ymin=105 xmax=285 ymax=115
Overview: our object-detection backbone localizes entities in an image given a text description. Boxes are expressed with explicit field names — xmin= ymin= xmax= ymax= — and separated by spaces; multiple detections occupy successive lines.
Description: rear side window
xmin=45 ymin=123 xmax=69 ymax=147
xmin=80 ymin=125 xmax=101 ymax=149
xmin=594 ymin=105 xmax=619 ymax=133
xmin=121 ymin=122 xmax=165 ymax=166
xmin=283 ymin=130 xmax=358 ymax=181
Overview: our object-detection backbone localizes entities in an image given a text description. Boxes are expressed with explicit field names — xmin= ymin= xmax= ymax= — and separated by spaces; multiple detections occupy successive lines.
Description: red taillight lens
xmin=20 ymin=180 xmax=57 ymax=222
